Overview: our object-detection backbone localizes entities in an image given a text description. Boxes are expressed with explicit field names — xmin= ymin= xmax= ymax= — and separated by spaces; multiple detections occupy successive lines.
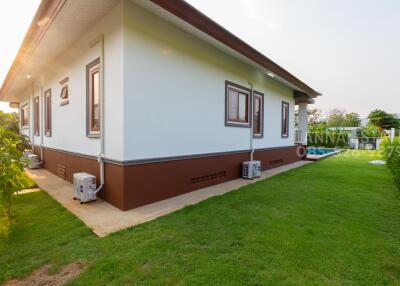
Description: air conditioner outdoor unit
xmin=27 ymin=154 xmax=41 ymax=169
xmin=242 ymin=160 xmax=261 ymax=179
xmin=73 ymin=172 xmax=97 ymax=204
xmin=23 ymin=151 xmax=33 ymax=159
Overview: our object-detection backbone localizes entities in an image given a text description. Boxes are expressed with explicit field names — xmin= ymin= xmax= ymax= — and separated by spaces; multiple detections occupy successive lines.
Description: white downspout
xmin=248 ymin=81 xmax=254 ymax=161
xmin=95 ymin=34 xmax=105 ymax=193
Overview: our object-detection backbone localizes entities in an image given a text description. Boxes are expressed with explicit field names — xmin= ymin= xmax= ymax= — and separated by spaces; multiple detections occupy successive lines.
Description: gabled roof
xmin=0 ymin=0 xmax=321 ymax=101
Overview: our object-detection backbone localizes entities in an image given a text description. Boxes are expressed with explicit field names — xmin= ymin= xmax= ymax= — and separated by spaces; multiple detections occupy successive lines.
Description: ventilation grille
xmin=191 ymin=171 xmax=226 ymax=184
xmin=56 ymin=164 xmax=66 ymax=180
xmin=270 ymin=159 xmax=283 ymax=165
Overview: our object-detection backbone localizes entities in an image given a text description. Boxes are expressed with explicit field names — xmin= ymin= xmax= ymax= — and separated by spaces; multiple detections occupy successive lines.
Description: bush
xmin=0 ymin=126 xmax=27 ymax=218
xmin=308 ymin=131 xmax=349 ymax=148
xmin=382 ymin=137 xmax=400 ymax=188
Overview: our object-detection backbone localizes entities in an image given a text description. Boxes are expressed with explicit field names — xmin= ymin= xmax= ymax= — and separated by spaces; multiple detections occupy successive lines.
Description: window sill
xmin=225 ymin=122 xmax=251 ymax=128
xmin=87 ymin=133 xmax=100 ymax=138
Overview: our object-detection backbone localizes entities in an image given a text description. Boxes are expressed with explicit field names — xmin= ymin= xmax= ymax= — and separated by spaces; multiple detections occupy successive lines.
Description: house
xmin=327 ymin=127 xmax=385 ymax=150
xmin=0 ymin=0 xmax=320 ymax=211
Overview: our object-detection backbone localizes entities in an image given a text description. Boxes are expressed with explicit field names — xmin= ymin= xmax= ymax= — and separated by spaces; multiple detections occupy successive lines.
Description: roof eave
xmin=0 ymin=0 xmax=66 ymax=101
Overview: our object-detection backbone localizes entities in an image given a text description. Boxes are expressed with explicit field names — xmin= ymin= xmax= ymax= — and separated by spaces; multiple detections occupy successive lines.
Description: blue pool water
xmin=307 ymin=148 xmax=338 ymax=156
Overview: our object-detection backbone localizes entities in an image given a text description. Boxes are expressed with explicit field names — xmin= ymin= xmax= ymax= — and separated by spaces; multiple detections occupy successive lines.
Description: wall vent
xmin=191 ymin=171 xmax=226 ymax=184
xmin=56 ymin=164 xmax=67 ymax=180
xmin=269 ymin=159 xmax=283 ymax=165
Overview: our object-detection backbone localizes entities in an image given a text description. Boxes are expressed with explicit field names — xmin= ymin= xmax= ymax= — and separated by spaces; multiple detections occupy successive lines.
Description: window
xmin=253 ymin=92 xmax=264 ymax=137
xmin=20 ymin=104 xmax=29 ymax=129
xmin=281 ymin=101 xmax=289 ymax=138
xmin=34 ymin=97 xmax=40 ymax=136
xmin=225 ymin=81 xmax=251 ymax=127
xmin=59 ymin=77 xmax=69 ymax=106
xmin=86 ymin=58 xmax=100 ymax=137
xmin=44 ymin=89 xmax=52 ymax=137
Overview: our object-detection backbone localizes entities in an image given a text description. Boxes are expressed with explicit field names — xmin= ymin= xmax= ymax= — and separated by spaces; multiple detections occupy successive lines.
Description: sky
xmin=0 ymin=0 xmax=40 ymax=113
xmin=0 ymin=0 xmax=399 ymax=117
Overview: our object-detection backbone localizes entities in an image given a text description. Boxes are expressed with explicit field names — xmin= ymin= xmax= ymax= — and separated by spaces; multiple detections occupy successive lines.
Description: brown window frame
xmin=34 ymin=96 xmax=40 ymax=136
xmin=253 ymin=91 xmax=264 ymax=138
xmin=20 ymin=103 xmax=29 ymax=129
xmin=44 ymin=89 xmax=52 ymax=137
xmin=86 ymin=58 xmax=101 ymax=137
xmin=225 ymin=81 xmax=251 ymax=127
xmin=281 ymin=101 xmax=289 ymax=138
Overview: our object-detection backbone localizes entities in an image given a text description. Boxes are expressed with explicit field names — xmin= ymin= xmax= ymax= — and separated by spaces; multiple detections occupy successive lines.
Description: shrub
xmin=308 ymin=131 xmax=349 ymax=148
xmin=382 ymin=137 xmax=400 ymax=189
xmin=0 ymin=126 xmax=28 ymax=218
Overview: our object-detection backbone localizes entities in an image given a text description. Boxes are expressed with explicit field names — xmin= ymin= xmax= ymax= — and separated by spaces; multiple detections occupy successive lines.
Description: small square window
xmin=59 ymin=77 xmax=69 ymax=106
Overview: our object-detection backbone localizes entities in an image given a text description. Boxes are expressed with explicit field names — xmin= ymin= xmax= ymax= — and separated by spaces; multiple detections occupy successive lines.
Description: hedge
xmin=307 ymin=131 xmax=349 ymax=148
xmin=382 ymin=137 xmax=400 ymax=189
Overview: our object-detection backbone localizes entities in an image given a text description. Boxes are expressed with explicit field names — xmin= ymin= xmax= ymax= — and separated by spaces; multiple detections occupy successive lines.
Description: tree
xmin=295 ymin=108 xmax=325 ymax=131
xmin=307 ymin=108 xmax=327 ymax=132
xmin=308 ymin=108 xmax=323 ymax=125
xmin=344 ymin=112 xmax=361 ymax=127
xmin=326 ymin=108 xmax=346 ymax=127
xmin=0 ymin=111 xmax=30 ymax=218
xmin=326 ymin=109 xmax=361 ymax=127
xmin=368 ymin=109 xmax=399 ymax=131
xmin=0 ymin=127 xmax=27 ymax=217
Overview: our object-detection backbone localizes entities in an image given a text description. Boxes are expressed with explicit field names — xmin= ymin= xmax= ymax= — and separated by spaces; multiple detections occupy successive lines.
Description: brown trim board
xmin=34 ymin=145 xmax=306 ymax=211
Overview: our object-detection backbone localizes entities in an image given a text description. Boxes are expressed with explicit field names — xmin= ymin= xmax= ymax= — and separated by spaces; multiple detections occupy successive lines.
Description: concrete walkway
xmin=25 ymin=160 xmax=312 ymax=237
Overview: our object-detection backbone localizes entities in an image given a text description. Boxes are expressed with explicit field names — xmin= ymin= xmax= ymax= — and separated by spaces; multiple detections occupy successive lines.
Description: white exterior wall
xmin=122 ymin=0 xmax=295 ymax=160
xmin=18 ymin=3 xmax=124 ymax=161
xmin=18 ymin=0 xmax=297 ymax=162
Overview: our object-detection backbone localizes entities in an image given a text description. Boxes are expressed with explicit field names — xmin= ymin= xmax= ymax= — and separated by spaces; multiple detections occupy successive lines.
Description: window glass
xmin=34 ymin=97 xmax=39 ymax=135
xmin=45 ymin=90 xmax=51 ymax=136
xmin=92 ymin=71 xmax=100 ymax=130
xmin=254 ymin=97 xmax=261 ymax=134
xmin=238 ymin=93 xmax=247 ymax=121
xmin=282 ymin=102 xmax=289 ymax=137
xmin=87 ymin=58 xmax=100 ymax=136
xmin=228 ymin=89 xmax=238 ymax=121
xmin=21 ymin=105 xmax=29 ymax=127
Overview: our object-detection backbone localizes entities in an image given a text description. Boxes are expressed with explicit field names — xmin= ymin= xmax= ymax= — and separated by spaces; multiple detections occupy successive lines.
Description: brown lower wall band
xmin=34 ymin=145 xmax=305 ymax=211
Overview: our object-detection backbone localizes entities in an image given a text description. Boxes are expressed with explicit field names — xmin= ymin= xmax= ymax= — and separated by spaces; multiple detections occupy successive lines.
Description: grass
xmin=1 ymin=151 xmax=400 ymax=285
xmin=20 ymin=171 xmax=37 ymax=189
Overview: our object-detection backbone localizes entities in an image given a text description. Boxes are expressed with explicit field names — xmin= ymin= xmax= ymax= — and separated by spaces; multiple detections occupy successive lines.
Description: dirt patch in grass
xmin=4 ymin=262 xmax=85 ymax=286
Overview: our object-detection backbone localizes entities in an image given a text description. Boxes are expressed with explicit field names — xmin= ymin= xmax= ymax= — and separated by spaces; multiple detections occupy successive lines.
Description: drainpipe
xmin=93 ymin=34 xmax=105 ymax=194
xmin=248 ymin=81 xmax=254 ymax=161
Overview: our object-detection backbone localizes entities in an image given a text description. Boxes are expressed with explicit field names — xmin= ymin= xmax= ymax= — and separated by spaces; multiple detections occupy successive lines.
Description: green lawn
xmin=20 ymin=172 xmax=38 ymax=190
xmin=1 ymin=151 xmax=400 ymax=285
